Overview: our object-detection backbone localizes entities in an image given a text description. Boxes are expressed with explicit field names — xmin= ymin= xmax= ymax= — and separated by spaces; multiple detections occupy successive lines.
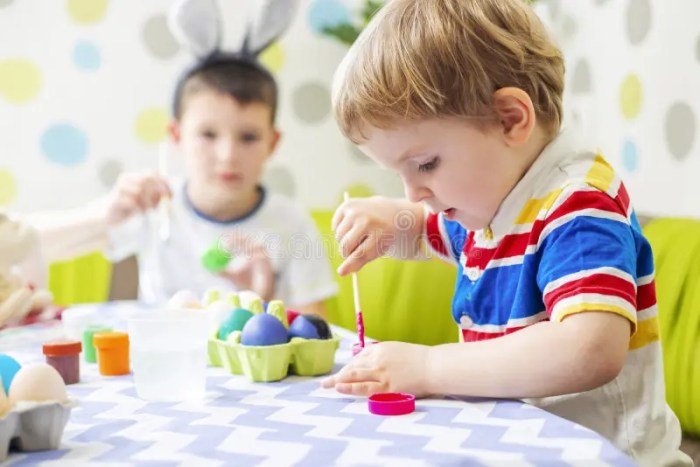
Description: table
xmin=1 ymin=301 xmax=634 ymax=466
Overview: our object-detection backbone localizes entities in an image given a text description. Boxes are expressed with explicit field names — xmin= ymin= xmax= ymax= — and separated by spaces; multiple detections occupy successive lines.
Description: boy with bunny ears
xmin=102 ymin=0 xmax=338 ymax=314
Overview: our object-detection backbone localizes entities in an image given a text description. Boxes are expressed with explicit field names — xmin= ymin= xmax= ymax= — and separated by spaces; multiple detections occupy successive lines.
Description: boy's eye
xmin=201 ymin=130 xmax=217 ymax=140
xmin=241 ymin=132 xmax=260 ymax=143
xmin=418 ymin=157 xmax=440 ymax=173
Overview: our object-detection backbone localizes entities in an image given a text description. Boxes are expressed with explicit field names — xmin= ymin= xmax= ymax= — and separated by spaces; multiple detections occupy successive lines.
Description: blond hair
xmin=332 ymin=0 xmax=565 ymax=143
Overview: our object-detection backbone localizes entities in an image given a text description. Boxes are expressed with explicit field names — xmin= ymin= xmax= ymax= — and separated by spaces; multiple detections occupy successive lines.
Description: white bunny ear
xmin=168 ymin=0 xmax=222 ymax=59
xmin=245 ymin=0 xmax=300 ymax=56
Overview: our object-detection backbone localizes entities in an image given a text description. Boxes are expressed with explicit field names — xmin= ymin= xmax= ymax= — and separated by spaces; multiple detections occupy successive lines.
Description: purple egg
xmin=288 ymin=314 xmax=332 ymax=340
xmin=241 ymin=313 xmax=289 ymax=346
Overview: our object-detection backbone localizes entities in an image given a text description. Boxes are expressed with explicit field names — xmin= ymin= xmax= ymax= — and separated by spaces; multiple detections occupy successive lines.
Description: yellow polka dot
xmin=620 ymin=74 xmax=643 ymax=120
xmin=135 ymin=108 xmax=169 ymax=144
xmin=0 ymin=59 xmax=42 ymax=103
xmin=67 ymin=0 xmax=108 ymax=25
xmin=339 ymin=184 xmax=375 ymax=204
xmin=259 ymin=42 xmax=285 ymax=74
xmin=0 ymin=170 xmax=18 ymax=206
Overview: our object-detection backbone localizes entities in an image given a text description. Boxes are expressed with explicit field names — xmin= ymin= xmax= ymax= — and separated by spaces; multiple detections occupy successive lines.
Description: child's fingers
xmin=338 ymin=222 xmax=368 ymax=259
xmin=337 ymin=233 xmax=380 ymax=275
xmin=331 ymin=202 xmax=349 ymax=231
xmin=333 ymin=216 xmax=354 ymax=244
xmin=335 ymin=381 xmax=385 ymax=396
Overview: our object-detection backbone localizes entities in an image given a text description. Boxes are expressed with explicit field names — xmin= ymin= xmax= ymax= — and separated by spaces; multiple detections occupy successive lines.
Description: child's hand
xmin=105 ymin=173 xmax=171 ymax=226
xmin=321 ymin=341 xmax=432 ymax=397
xmin=218 ymin=231 xmax=275 ymax=302
xmin=332 ymin=197 xmax=424 ymax=275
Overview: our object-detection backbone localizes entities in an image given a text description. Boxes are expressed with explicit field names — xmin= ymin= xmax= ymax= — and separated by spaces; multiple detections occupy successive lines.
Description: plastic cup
xmin=127 ymin=309 xmax=210 ymax=401
xmin=61 ymin=306 xmax=97 ymax=340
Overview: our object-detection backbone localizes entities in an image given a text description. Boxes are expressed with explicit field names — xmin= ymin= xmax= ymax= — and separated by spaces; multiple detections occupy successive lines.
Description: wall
xmin=537 ymin=0 xmax=700 ymax=218
xmin=0 ymin=0 xmax=404 ymax=213
xmin=2 ymin=0 xmax=699 ymax=218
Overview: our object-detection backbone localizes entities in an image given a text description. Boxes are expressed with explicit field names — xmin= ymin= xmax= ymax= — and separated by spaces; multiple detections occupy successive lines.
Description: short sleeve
xmin=275 ymin=212 xmax=338 ymax=308
xmin=536 ymin=187 xmax=638 ymax=333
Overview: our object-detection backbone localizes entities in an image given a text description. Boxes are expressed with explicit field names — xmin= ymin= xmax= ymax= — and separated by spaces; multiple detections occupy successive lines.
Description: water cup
xmin=127 ymin=309 xmax=210 ymax=401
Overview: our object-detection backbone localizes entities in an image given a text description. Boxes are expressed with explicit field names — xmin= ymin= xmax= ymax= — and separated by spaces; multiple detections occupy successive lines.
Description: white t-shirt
xmin=107 ymin=181 xmax=338 ymax=307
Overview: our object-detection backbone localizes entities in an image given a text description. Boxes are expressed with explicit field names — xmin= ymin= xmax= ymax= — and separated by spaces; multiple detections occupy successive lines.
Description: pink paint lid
xmin=368 ymin=393 xmax=416 ymax=416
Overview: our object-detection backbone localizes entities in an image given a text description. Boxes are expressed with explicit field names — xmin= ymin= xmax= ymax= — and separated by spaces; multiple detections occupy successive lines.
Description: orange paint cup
xmin=93 ymin=331 xmax=130 ymax=376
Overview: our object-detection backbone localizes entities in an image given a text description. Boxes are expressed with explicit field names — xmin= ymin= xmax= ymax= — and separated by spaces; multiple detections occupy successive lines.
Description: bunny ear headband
xmin=167 ymin=0 xmax=300 ymax=115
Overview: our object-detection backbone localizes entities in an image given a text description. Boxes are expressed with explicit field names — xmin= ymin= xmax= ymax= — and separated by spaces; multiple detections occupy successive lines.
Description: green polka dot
xmin=0 ymin=59 xmax=42 ymax=103
xmin=67 ymin=0 xmax=108 ymax=24
xmin=620 ymin=74 xmax=643 ymax=120
xmin=135 ymin=108 xmax=169 ymax=144
xmin=259 ymin=42 xmax=285 ymax=74
xmin=0 ymin=169 xmax=18 ymax=206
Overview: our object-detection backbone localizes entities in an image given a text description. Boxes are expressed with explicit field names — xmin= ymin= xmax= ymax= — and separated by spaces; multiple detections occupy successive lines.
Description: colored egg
xmin=288 ymin=314 xmax=331 ymax=340
xmin=241 ymin=313 xmax=289 ymax=346
xmin=218 ymin=308 xmax=254 ymax=340
xmin=0 ymin=354 xmax=21 ymax=395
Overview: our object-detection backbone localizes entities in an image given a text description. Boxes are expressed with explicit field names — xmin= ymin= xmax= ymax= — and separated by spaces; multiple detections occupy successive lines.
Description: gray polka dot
xmin=142 ymin=15 xmax=180 ymax=60
xmin=263 ymin=166 xmax=296 ymax=197
xmin=696 ymin=36 xmax=700 ymax=63
xmin=349 ymin=142 xmax=371 ymax=164
xmin=292 ymin=82 xmax=331 ymax=124
xmin=98 ymin=159 xmax=123 ymax=188
xmin=626 ymin=0 xmax=651 ymax=45
xmin=594 ymin=0 xmax=612 ymax=5
xmin=0 ymin=0 xmax=13 ymax=7
xmin=571 ymin=59 xmax=591 ymax=94
xmin=665 ymin=103 xmax=696 ymax=161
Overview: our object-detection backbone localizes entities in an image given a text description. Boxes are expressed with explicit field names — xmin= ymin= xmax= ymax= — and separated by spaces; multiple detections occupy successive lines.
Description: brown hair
xmin=175 ymin=60 xmax=278 ymax=123
xmin=333 ymin=0 xmax=565 ymax=142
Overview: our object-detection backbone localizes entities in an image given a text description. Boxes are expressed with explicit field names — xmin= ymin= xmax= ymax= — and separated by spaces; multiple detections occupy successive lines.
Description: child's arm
xmin=333 ymin=196 xmax=426 ymax=275
xmin=322 ymin=311 xmax=631 ymax=398
xmin=25 ymin=173 xmax=171 ymax=264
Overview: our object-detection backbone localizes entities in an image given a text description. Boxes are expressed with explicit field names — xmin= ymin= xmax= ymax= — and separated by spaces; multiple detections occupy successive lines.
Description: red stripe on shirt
xmin=461 ymin=326 xmax=529 ymax=342
xmin=637 ymin=281 xmax=657 ymax=312
xmin=543 ymin=273 xmax=637 ymax=313
xmin=426 ymin=213 xmax=449 ymax=257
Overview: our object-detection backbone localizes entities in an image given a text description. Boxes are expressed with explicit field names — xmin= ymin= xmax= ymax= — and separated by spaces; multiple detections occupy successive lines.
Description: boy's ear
xmin=267 ymin=129 xmax=282 ymax=158
xmin=168 ymin=121 xmax=181 ymax=144
xmin=492 ymin=87 xmax=536 ymax=147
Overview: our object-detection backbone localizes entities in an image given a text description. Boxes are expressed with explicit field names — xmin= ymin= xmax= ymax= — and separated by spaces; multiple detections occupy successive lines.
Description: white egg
xmin=8 ymin=363 xmax=67 ymax=405
xmin=167 ymin=290 xmax=202 ymax=309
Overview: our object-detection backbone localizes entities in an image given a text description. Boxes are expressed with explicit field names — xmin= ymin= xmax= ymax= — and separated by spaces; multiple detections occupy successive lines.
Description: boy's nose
xmin=404 ymin=181 xmax=432 ymax=203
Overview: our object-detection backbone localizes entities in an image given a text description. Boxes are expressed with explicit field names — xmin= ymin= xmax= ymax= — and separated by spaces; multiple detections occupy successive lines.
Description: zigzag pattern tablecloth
xmin=2 ymin=302 xmax=634 ymax=466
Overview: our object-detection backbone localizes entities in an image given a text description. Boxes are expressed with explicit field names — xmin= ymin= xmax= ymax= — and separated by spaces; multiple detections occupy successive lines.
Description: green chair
xmin=643 ymin=218 xmax=700 ymax=439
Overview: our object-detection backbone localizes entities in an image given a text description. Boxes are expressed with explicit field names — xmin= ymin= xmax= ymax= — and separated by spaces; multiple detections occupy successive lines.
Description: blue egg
xmin=0 ymin=354 xmax=21 ymax=394
xmin=218 ymin=308 xmax=254 ymax=340
xmin=289 ymin=314 xmax=331 ymax=340
xmin=241 ymin=313 xmax=289 ymax=346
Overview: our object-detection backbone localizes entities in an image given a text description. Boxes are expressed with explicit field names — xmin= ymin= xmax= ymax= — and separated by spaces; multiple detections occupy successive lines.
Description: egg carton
xmin=208 ymin=335 xmax=341 ymax=382
xmin=0 ymin=400 xmax=74 ymax=462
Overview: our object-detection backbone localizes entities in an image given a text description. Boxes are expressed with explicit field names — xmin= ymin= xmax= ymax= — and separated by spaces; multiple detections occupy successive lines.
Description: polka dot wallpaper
xmin=0 ymin=0 xmax=399 ymax=212
xmin=537 ymin=0 xmax=700 ymax=218
xmin=0 ymin=1 xmax=698 ymax=218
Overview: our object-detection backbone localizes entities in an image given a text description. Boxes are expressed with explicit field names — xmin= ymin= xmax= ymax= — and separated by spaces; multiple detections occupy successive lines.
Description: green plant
xmin=321 ymin=0 xmax=384 ymax=46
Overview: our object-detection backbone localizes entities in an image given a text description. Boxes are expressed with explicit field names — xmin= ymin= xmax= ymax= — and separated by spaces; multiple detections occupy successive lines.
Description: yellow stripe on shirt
xmin=629 ymin=317 xmax=660 ymax=350
xmin=514 ymin=188 xmax=563 ymax=224
xmin=584 ymin=153 xmax=616 ymax=193
xmin=555 ymin=303 xmax=638 ymax=335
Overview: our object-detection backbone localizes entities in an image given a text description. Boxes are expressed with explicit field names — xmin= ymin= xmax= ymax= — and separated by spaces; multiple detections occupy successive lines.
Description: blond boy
xmin=322 ymin=1 xmax=691 ymax=464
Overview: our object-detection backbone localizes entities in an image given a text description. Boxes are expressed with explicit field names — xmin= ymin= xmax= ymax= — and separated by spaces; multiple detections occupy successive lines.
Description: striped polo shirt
xmin=424 ymin=130 xmax=689 ymax=466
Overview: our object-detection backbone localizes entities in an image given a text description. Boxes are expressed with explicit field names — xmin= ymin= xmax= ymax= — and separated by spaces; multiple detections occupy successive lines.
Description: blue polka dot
xmin=72 ymin=41 xmax=101 ymax=71
xmin=622 ymin=139 xmax=639 ymax=172
xmin=41 ymin=124 xmax=88 ymax=166
xmin=308 ymin=0 xmax=350 ymax=33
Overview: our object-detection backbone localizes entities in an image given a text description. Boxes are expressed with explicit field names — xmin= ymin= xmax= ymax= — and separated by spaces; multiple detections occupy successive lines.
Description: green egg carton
xmin=208 ymin=335 xmax=341 ymax=382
